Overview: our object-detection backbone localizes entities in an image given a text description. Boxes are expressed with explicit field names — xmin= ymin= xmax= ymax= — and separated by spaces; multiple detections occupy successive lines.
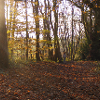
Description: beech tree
xmin=84 ymin=0 xmax=100 ymax=60
xmin=53 ymin=0 xmax=62 ymax=62
xmin=31 ymin=0 xmax=41 ymax=61
xmin=67 ymin=0 xmax=100 ymax=60
xmin=0 ymin=0 xmax=8 ymax=68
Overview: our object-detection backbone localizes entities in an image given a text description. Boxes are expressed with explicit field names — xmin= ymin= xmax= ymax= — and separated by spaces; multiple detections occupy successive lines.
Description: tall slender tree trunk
xmin=31 ymin=0 xmax=40 ymax=61
xmin=35 ymin=0 xmax=40 ymax=61
xmin=49 ymin=8 xmax=53 ymax=60
xmin=11 ymin=2 xmax=17 ymax=59
xmin=53 ymin=0 xmax=62 ymax=62
xmin=0 ymin=0 xmax=8 ymax=68
xmin=25 ymin=0 xmax=29 ymax=60
xmin=71 ymin=1 xmax=74 ymax=61
xmin=42 ymin=0 xmax=47 ymax=60
xmin=46 ymin=0 xmax=53 ymax=60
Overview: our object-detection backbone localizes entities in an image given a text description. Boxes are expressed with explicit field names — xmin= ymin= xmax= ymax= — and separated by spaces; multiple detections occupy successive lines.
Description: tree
xmin=25 ymin=0 xmax=29 ymax=60
xmin=53 ymin=0 xmax=62 ymax=62
xmin=0 ymin=0 xmax=8 ymax=68
xmin=80 ymin=0 xmax=100 ymax=60
xmin=67 ymin=0 xmax=100 ymax=60
xmin=86 ymin=0 xmax=100 ymax=60
xmin=71 ymin=0 xmax=74 ymax=61
xmin=31 ymin=0 xmax=41 ymax=61
xmin=40 ymin=0 xmax=53 ymax=60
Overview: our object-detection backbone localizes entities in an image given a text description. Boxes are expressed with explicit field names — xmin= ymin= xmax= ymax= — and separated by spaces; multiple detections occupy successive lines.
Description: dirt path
xmin=0 ymin=61 xmax=100 ymax=100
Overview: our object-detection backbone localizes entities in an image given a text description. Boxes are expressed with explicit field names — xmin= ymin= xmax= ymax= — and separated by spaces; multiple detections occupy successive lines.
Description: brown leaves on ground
xmin=0 ymin=61 xmax=100 ymax=100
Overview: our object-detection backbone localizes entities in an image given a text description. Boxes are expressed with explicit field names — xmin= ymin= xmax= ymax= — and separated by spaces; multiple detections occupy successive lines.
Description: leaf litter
xmin=0 ymin=61 xmax=100 ymax=100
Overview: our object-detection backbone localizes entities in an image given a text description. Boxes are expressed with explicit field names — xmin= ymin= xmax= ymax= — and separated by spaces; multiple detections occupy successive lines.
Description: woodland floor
xmin=0 ymin=61 xmax=100 ymax=100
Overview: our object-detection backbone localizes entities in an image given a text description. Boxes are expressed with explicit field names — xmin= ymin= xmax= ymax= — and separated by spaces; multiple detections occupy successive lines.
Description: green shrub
xmin=75 ymin=37 xmax=91 ymax=60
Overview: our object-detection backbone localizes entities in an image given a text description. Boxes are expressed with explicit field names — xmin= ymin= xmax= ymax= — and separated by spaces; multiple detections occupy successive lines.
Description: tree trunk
xmin=25 ymin=0 xmax=29 ymax=60
xmin=35 ymin=0 xmax=40 ymax=61
xmin=31 ymin=0 xmax=40 ymax=61
xmin=0 ymin=0 xmax=8 ymax=68
xmin=53 ymin=0 xmax=62 ymax=62
xmin=71 ymin=1 xmax=74 ymax=61
xmin=89 ymin=8 xmax=100 ymax=60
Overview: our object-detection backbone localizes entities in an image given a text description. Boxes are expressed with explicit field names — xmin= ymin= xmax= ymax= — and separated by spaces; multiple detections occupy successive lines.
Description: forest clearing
xmin=0 ymin=61 xmax=100 ymax=100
